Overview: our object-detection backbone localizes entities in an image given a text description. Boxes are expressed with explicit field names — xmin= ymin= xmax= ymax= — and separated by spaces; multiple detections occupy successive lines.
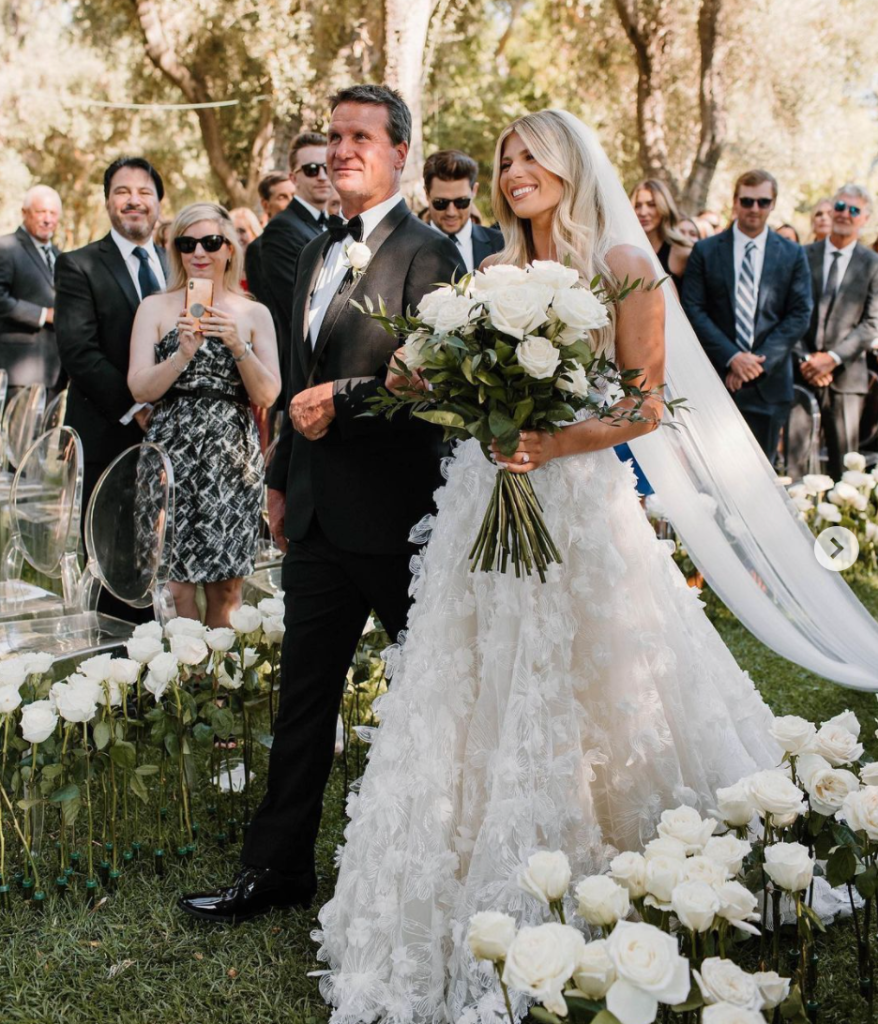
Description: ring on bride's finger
xmin=521 ymin=453 xmax=530 ymax=464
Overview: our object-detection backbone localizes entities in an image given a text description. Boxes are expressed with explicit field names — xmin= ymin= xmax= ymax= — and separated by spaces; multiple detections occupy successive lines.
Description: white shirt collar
xmin=732 ymin=221 xmax=769 ymax=250
xmin=111 ymin=227 xmax=159 ymax=260
xmin=826 ymin=236 xmax=857 ymax=257
xmin=294 ymin=196 xmax=325 ymax=224
xmin=24 ymin=229 xmax=53 ymax=251
xmin=351 ymin=193 xmax=406 ymax=243
xmin=428 ymin=216 xmax=473 ymax=245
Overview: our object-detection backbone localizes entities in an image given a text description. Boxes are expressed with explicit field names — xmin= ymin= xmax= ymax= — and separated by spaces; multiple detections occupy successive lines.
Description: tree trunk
xmin=383 ymin=0 xmax=438 ymax=206
xmin=682 ymin=0 xmax=727 ymax=212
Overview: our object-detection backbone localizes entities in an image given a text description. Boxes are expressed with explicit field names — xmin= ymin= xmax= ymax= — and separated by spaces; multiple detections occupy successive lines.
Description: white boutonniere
xmin=344 ymin=241 xmax=372 ymax=281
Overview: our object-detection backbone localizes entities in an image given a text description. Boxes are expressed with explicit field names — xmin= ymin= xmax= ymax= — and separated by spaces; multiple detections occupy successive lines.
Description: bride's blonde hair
xmin=491 ymin=109 xmax=616 ymax=354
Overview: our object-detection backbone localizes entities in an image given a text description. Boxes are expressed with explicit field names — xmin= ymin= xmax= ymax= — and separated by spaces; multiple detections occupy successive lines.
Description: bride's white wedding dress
xmin=313 ymin=405 xmax=783 ymax=1024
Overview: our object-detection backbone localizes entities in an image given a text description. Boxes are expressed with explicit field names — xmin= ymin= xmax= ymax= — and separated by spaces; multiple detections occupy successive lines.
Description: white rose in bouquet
xmin=416 ymin=287 xmax=475 ymax=334
xmin=816 ymin=502 xmax=842 ymax=523
xmin=860 ymin=763 xmax=878 ymax=787
xmin=229 ymin=605 xmax=262 ymax=635
xmin=610 ymin=851 xmax=648 ymax=899
xmin=695 ymin=957 xmax=763 ymax=1011
xmin=126 ymin=635 xmax=165 ymax=665
xmin=0 ymin=658 xmax=27 ymax=688
xmin=842 ymin=470 xmax=874 ymax=489
xmin=519 ymin=850 xmax=572 ymax=904
xmin=828 ymin=481 xmax=863 ymax=508
xmin=466 ymin=911 xmax=516 ymax=962
xmin=164 ymin=616 xmax=206 ymax=639
xmin=844 ymin=451 xmax=867 ymax=473
xmin=551 ymin=287 xmax=610 ymax=336
xmin=0 ymin=686 xmax=22 ymax=714
xmin=702 ymin=834 xmax=752 ymax=876
xmin=257 ymin=597 xmax=285 ymax=618
xmin=55 ymin=674 xmax=102 ymax=706
xmin=556 ymin=363 xmax=589 ymax=398
xmin=839 ymin=787 xmax=878 ymax=841
xmin=714 ymin=781 xmax=756 ymax=827
xmin=262 ymin=615 xmax=286 ymax=646
xmin=108 ymin=658 xmax=140 ymax=686
xmin=656 ymin=805 xmax=718 ymax=853
xmin=527 ymin=260 xmax=580 ymax=291
xmin=101 ymin=679 xmax=123 ymax=708
xmin=671 ymin=880 xmax=721 ymax=933
xmin=205 ymin=627 xmax=237 ymax=652
xmin=715 ymin=880 xmax=761 ymax=936
xmin=645 ymin=855 xmax=685 ymax=905
xmin=170 ymin=634 xmax=209 ymax=666
xmin=812 ymin=720 xmax=863 ymax=766
xmin=604 ymin=921 xmax=691 ymax=1024
xmin=21 ymin=652 xmax=53 ymax=676
xmin=574 ymin=875 xmax=630 ymax=927
xmin=683 ymin=855 xmax=729 ymax=888
xmin=20 ymin=699 xmax=57 ymax=742
xmin=132 ymin=620 xmax=163 ymax=640
xmin=753 ymin=970 xmax=791 ymax=1010
xmin=745 ymin=770 xmax=806 ymax=821
xmin=143 ymin=652 xmax=180 ymax=700
xmin=702 ymin=1004 xmax=766 ymax=1024
xmin=52 ymin=681 xmax=98 ymax=724
xmin=78 ymin=653 xmax=114 ymax=682
xmin=795 ymin=753 xmax=859 ymax=815
xmin=823 ymin=709 xmax=861 ymax=737
xmin=643 ymin=836 xmax=688 ymax=862
xmin=763 ymin=842 xmax=814 ymax=892
xmin=399 ymin=332 xmax=431 ymax=371
xmin=572 ymin=939 xmax=616 ymax=999
xmin=515 ymin=335 xmax=561 ymax=380
xmin=470 ymin=264 xmax=529 ymax=298
xmin=502 ymin=922 xmax=585 ymax=1017
xmin=769 ymin=715 xmax=816 ymax=756
xmin=802 ymin=473 xmax=835 ymax=495
xmin=487 ymin=282 xmax=553 ymax=341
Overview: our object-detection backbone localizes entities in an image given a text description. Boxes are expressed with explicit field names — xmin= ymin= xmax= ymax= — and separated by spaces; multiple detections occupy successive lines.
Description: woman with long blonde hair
xmin=630 ymin=177 xmax=693 ymax=291
xmin=313 ymin=109 xmax=796 ymax=1023
xmin=128 ymin=202 xmax=280 ymax=626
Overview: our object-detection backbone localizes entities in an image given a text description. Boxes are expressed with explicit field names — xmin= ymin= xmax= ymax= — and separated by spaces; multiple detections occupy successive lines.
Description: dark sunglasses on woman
xmin=738 ymin=197 xmax=773 ymax=209
xmin=297 ymin=162 xmax=328 ymax=178
xmin=834 ymin=200 xmax=862 ymax=217
xmin=431 ymin=197 xmax=473 ymax=211
xmin=174 ymin=234 xmax=230 ymax=254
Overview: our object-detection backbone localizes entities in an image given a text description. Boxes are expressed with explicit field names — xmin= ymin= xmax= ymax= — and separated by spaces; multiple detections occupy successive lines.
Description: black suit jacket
xmin=260 ymin=199 xmax=326 ymax=394
xmin=0 ymin=227 xmax=61 ymax=387
xmin=267 ymin=199 xmax=465 ymax=555
xmin=472 ymin=223 xmax=504 ymax=268
xmin=797 ymin=240 xmax=878 ymax=395
xmin=682 ymin=227 xmax=813 ymax=408
xmin=244 ymin=234 xmax=265 ymax=301
xmin=55 ymin=233 xmax=169 ymax=465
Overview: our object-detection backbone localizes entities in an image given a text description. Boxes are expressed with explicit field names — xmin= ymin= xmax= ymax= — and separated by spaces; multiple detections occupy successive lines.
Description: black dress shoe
xmin=178 ymin=866 xmax=314 ymax=923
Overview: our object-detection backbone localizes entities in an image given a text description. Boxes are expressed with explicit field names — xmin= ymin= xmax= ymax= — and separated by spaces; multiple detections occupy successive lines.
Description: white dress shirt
xmin=308 ymin=193 xmax=405 ymax=346
xmin=732 ymin=221 xmax=768 ymax=292
xmin=110 ymin=228 xmax=167 ymax=299
xmin=431 ymin=216 xmax=474 ymax=273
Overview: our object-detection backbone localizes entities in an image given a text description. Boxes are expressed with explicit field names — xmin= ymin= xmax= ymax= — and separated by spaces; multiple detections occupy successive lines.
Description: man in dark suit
xmin=794 ymin=185 xmax=878 ymax=478
xmin=259 ymin=132 xmax=332 ymax=396
xmin=0 ymin=185 xmax=63 ymax=392
xmin=424 ymin=148 xmax=503 ymax=272
xmin=179 ymin=85 xmax=464 ymax=923
xmin=55 ymin=156 xmax=167 ymax=547
xmin=682 ymin=169 xmax=813 ymax=463
xmin=243 ymin=171 xmax=297 ymax=302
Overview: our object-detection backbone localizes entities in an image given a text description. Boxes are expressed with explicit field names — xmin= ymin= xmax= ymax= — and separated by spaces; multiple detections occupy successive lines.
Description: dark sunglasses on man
xmin=431 ymin=197 xmax=473 ymax=211
xmin=834 ymin=200 xmax=863 ymax=217
xmin=738 ymin=197 xmax=773 ymax=209
xmin=296 ymin=162 xmax=328 ymax=178
xmin=174 ymin=234 xmax=230 ymax=254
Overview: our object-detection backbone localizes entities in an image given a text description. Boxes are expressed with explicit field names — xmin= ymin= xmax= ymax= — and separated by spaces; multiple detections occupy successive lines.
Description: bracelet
xmin=233 ymin=341 xmax=253 ymax=363
xmin=170 ymin=350 xmax=188 ymax=375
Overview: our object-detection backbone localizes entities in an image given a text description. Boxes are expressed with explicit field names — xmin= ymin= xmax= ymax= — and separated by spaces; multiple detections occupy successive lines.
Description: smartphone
xmin=186 ymin=279 xmax=214 ymax=333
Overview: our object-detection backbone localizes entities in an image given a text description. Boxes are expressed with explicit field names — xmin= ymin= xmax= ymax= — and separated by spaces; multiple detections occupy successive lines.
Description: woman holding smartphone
xmin=129 ymin=202 xmax=281 ymax=626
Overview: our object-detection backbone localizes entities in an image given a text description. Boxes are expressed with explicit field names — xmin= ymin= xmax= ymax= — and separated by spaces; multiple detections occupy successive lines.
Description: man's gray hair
xmin=834 ymin=183 xmax=872 ymax=211
xmin=22 ymin=185 xmax=62 ymax=211
xmin=329 ymin=84 xmax=411 ymax=147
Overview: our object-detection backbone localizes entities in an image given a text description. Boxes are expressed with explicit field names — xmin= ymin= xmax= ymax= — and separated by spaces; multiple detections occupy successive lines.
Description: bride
xmin=312 ymin=110 xmax=874 ymax=1024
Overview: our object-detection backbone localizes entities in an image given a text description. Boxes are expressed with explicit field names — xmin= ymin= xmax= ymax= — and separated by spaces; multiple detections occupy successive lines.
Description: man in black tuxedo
xmin=424 ymin=149 xmax=503 ymax=272
xmin=243 ymin=171 xmax=297 ymax=302
xmin=55 ymin=157 xmax=167 ymax=597
xmin=259 ymin=132 xmax=332 ymax=396
xmin=793 ymin=185 xmax=878 ymax=478
xmin=0 ymin=185 xmax=64 ymax=392
xmin=179 ymin=85 xmax=463 ymax=923
xmin=682 ymin=169 xmax=812 ymax=463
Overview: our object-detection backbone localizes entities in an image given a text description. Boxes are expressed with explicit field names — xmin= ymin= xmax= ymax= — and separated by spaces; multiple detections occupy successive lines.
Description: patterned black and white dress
xmin=147 ymin=329 xmax=263 ymax=583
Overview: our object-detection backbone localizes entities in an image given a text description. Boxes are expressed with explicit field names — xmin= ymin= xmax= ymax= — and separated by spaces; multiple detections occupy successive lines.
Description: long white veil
xmin=556 ymin=111 xmax=878 ymax=691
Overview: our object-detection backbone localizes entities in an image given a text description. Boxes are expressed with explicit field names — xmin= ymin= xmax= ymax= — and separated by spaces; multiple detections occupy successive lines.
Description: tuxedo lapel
xmin=296 ymin=236 xmax=332 ymax=378
xmin=16 ymin=227 xmax=53 ymax=286
xmin=97 ymin=234 xmax=140 ymax=313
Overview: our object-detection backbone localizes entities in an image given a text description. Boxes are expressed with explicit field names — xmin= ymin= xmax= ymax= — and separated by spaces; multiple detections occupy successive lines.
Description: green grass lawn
xmin=2 ymin=576 xmax=877 ymax=1024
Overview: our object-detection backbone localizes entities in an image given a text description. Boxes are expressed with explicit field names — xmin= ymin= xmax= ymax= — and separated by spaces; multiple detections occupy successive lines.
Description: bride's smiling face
xmin=499 ymin=131 xmax=564 ymax=221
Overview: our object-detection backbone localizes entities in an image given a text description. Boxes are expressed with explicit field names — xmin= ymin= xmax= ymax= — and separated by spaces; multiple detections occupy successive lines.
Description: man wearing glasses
xmin=683 ymin=169 xmax=812 ymax=464
xmin=795 ymin=185 xmax=878 ymax=477
xmin=423 ymin=150 xmax=503 ymax=274
xmin=260 ymin=132 xmax=332 ymax=397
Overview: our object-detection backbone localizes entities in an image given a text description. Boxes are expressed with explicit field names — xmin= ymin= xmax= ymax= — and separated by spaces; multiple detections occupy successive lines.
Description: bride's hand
xmin=386 ymin=347 xmax=427 ymax=395
xmin=490 ymin=430 xmax=558 ymax=473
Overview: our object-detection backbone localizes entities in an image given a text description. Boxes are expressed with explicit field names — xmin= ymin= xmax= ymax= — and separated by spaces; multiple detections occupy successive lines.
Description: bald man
xmin=0 ymin=185 xmax=64 ymax=392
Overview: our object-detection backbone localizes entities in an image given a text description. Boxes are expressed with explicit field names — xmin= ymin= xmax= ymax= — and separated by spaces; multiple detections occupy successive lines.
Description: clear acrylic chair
xmin=40 ymin=388 xmax=68 ymax=433
xmin=0 ymin=383 xmax=47 ymax=476
xmin=0 ymin=441 xmax=176 ymax=658
xmin=0 ymin=369 xmax=9 ymax=424
xmin=254 ymin=436 xmax=283 ymax=570
xmin=783 ymin=385 xmax=823 ymax=481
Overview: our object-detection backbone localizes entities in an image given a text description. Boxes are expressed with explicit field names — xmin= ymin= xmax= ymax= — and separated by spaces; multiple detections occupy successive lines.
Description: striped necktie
xmin=735 ymin=240 xmax=757 ymax=350
xmin=41 ymin=245 xmax=55 ymax=275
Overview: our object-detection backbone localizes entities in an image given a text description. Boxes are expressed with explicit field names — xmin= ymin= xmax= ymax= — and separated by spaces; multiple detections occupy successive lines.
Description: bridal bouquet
xmin=359 ymin=260 xmax=681 ymax=581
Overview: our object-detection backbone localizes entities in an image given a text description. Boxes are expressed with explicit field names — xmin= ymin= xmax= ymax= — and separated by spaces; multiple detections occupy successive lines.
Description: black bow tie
xmin=326 ymin=214 xmax=363 ymax=244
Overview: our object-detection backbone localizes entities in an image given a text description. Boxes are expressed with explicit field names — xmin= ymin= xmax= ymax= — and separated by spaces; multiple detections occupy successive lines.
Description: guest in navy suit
xmin=682 ymin=169 xmax=813 ymax=463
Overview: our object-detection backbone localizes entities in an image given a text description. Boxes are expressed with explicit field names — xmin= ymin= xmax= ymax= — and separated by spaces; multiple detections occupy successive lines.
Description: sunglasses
xmin=738 ymin=197 xmax=773 ymax=209
xmin=431 ymin=197 xmax=472 ymax=211
xmin=296 ymin=162 xmax=328 ymax=178
xmin=174 ymin=234 xmax=229 ymax=254
xmin=834 ymin=200 xmax=863 ymax=217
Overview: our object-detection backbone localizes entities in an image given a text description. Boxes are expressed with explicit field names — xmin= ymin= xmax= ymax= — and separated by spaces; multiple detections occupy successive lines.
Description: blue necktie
xmin=133 ymin=246 xmax=160 ymax=299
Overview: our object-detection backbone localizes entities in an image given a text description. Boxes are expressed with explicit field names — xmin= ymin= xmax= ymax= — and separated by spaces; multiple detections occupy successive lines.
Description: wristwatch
xmin=233 ymin=341 xmax=253 ymax=363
